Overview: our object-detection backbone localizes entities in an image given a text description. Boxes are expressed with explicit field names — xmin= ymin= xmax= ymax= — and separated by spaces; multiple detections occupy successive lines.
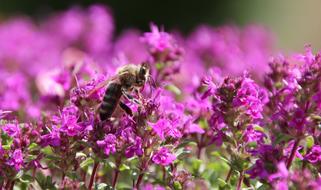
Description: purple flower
xmin=40 ymin=126 xmax=61 ymax=147
xmin=120 ymin=127 xmax=136 ymax=143
xmin=141 ymin=24 xmax=182 ymax=62
xmin=304 ymin=145 xmax=321 ymax=164
xmin=125 ymin=137 xmax=144 ymax=158
xmin=6 ymin=149 xmax=24 ymax=171
xmin=97 ymin=134 xmax=117 ymax=156
xmin=142 ymin=183 xmax=165 ymax=190
xmin=2 ymin=123 xmax=21 ymax=138
xmin=54 ymin=105 xmax=83 ymax=136
xmin=268 ymin=162 xmax=289 ymax=190
xmin=293 ymin=45 xmax=315 ymax=65
xmin=0 ymin=141 xmax=4 ymax=157
xmin=201 ymin=75 xmax=218 ymax=99
xmin=185 ymin=96 xmax=211 ymax=116
xmin=114 ymin=30 xmax=148 ymax=63
xmin=183 ymin=118 xmax=205 ymax=134
xmin=152 ymin=147 xmax=176 ymax=166
xmin=247 ymin=160 xmax=269 ymax=179
xmin=0 ymin=73 xmax=30 ymax=111
xmin=313 ymin=91 xmax=321 ymax=110
xmin=185 ymin=25 xmax=272 ymax=80
xmin=45 ymin=7 xmax=84 ymax=42
xmin=290 ymin=169 xmax=321 ymax=190
xmin=248 ymin=145 xmax=284 ymax=179
xmin=212 ymin=131 xmax=224 ymax=147
xmin=142 ymin=24 xmax=175 ymax=53
xmin=243 ymin=125 xmax=266 ymax=144
xmin=209 ymin=112 xmax=226 ymax=132
xmin=70 ymin=74 xmax=107 ymax=106
xmin=283 ymin=140 xmax=303 ymax=160
xmin=288 ymin=108 xmax=307 ymax=134
xmin=60 ymin=123 xmax=83 ymax=137
xmin=233 ymin=75 xmax=266 ymax=119
xmin=85 ymin=5 xmax=114 ymax=53
xmin=36 ymin=69 xmax=71 ymax=98
xmin=0 ymin=110 xmax=11 ymax=119
xmin=149 ymin=119 xmax=182 ymax=140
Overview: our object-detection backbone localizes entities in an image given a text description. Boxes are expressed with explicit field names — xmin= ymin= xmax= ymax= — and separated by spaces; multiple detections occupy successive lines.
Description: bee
xmin=89 ymin=64 xmax=151 ymax=121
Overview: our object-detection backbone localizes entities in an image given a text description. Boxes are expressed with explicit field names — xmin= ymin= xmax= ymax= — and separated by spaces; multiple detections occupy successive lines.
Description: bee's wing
xmin=87 ymin=77 xmax=114 ymax=97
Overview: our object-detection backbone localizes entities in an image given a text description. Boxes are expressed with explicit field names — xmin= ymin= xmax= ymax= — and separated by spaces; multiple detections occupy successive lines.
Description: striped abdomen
xmin=99 ymin=82 xmax=123 ymax=121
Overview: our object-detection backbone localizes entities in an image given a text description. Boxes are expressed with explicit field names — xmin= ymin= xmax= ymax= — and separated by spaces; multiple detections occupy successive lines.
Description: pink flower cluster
xmin=1 ymin=4 xmax=321 ymax=190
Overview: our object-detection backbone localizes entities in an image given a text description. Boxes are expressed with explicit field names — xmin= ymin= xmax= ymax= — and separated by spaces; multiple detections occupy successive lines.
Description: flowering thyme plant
xmin=1 ymin=4 xmax=321 ymax=190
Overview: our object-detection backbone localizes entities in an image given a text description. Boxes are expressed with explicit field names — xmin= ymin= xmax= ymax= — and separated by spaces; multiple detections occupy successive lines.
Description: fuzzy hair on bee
xmin=116 ymin=63 xmax=150 ymax=91
xmin=91 ymin=63 xmax=151 ymax=121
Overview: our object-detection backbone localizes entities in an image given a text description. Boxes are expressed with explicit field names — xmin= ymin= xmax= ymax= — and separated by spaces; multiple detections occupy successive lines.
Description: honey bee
xmin=89 ymin=64 xmax=151 ymax=121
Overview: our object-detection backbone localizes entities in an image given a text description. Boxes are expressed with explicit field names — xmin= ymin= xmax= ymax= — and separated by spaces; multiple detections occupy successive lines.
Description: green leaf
xmin=14 ymin=170 xmax=24 ymax=179
xmin=95 ymin=183 xmax=113 ymax=190
xmin=198 ymin=118 xmax=209 ymax=130
xmin=35 ymin=173 xmax=57 ymax=190
xmin=130 ymin=169 xmax=139 ymax=181
xmin=247 ymin=141 xmax=258 ymax=148
xmin=108 ymin=161 xmax=116 ymax=169
xmin=1 ymin=136 xmax=13 ymax=150
xmin=119 ymin=163 xmax=130 ymax=171
xmin=80 ymin=157 xmax=94 ymax=169
xmin=156 ymin=62 xmax=165 ymax=70
xmin=253 ymin=125 xmax=265 ymax=133
xmin=79 ymin=182 xmax=86 ymax=189
xmin=26 ymin=154 xmax=38 ymax=161
xmin=274 ymin=133 xmax=292 ymax=145
xmin=217 ymin=178 xmax=227 ymax=186
xmin=175 ymin=147 xmax=191 ymax=159
xmin=218 ymin=156 xmax=230 ymax=164
xmin=306 ymin=135 xmax=314 ymax=148
xmin=2 ymin=144 xmax=11 ymax=150
xmin=191 ymin=158 xmax=203 ymax=174
xmin=19 ymin=174 xmax=34 ymax=183
xmin=28 ymin=143 xmax=39 ymax=151
xmin=165 ymin=84 xmax=182 ymax=96
xmin=41 ymin=146 xmax=54 ymax=155
xmin=173 ymin=181 xmax=182 ymax=190
xmin=257 ymin=183 xmax=271 ymax=190
xmin=76 ymin=152 xmax=87 ymax=159
xmin=176 ymin=140 xmax=197 ymax=149
xmin=66 ymin=171 xmax=78 ymax=180
xmin=211 ymin=151 xmax=222 ymax=157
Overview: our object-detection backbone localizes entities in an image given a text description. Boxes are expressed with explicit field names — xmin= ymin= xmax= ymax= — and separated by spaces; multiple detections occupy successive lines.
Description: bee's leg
xmin=122 ymin=90 xmax=142 ymax=105
xmin=119 ymin=101 xmax=133 ymax=116
xmin=134 ymin=88 xmax=143 ymax=99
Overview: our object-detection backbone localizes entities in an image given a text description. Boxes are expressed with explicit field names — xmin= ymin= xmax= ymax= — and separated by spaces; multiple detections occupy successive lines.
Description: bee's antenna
xmin=148 ymin=76 xmax=156 ymax=95
xmin=149 ymin=75 xmax=156 ymax=88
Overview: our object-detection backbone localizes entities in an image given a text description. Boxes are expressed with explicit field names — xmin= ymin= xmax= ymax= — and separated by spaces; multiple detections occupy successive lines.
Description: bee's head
xmin=136 ymin=63 xmax=150 ymax=87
